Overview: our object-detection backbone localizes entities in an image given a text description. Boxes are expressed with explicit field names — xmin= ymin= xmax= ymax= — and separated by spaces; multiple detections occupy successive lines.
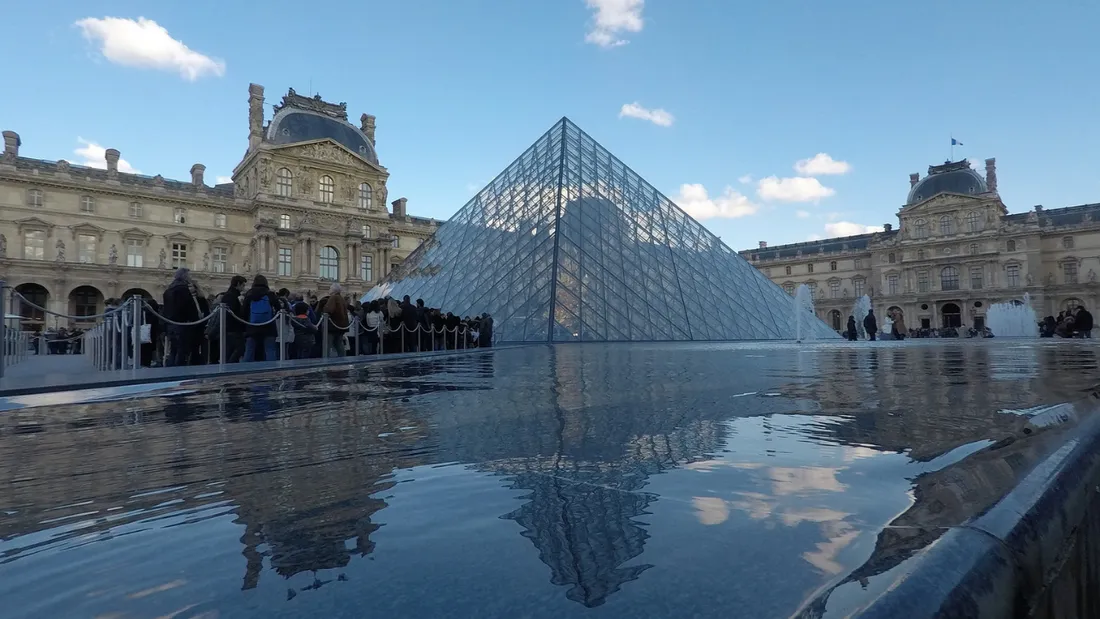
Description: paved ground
xmin=0 ymin=348 xmax=501 ymax=396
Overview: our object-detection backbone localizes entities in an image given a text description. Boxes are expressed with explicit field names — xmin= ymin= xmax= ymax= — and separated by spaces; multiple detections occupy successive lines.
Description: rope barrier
xmin=9 ymin=289 xmax=120 ymax=320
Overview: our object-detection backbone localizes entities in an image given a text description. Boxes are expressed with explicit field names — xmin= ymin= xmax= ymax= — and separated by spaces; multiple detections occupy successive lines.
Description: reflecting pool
xmin=1 ymin=340 xmax=1098 ymax=618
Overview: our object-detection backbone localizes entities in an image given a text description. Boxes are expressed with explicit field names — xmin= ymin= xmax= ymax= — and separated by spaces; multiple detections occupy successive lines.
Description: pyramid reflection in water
xmin=367 ymin=118 xmax=838 ymax=342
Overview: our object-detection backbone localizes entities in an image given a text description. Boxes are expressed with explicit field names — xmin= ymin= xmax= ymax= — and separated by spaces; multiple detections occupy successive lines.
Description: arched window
xmin=966 ymin=211 xmax=981 ymax=232
xmin=1006 ymin=239 xmax=1017 ymax=252
xmin=914 ymin=219 xmax=928 ymax=238
xmin=214 ymin=213 xmax=227 ymax=229
xmin=276 ymin=168 xmax=293 ymax=197
xmin=785 ymin=266 xmax=792 ymax=275
xmin=392 ymin=236 xmax=400 ymax=249
xmin=318 ymin=246 xmax=339 ymax=280
xmin=358 ymin=183 xmax=373 ymax=210
xmin=939 ymin=215 xmax=953 ymax=235
xmin=940 ymin=266 xmax=960 ymax=291
xmin=319 ymin=175 xmax=335 ymax=203
xmin=829 ymin=261 xmax=837 ymax=271
xmin=279 ymin=214 xmax=291 ymax=229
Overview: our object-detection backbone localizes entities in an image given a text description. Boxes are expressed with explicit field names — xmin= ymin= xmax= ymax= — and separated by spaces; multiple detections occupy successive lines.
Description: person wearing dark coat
xmin=399 ymin=295 xmax=420 ymax=352
xmin=846 ymin=315 xmax=858 ymax=341
xmin=220 ymin=276 xmax=247 ymax=363
xmin=863 ymin=309 xmax=878 ymax=342
xmin=1074 ymin=306 xmax=1094 ymax=337
xmin=239 ymin=274 xmax=281 ymax=362
xmin=480 ymin=313 xmax=494 ymax=347
xmin=162 ymin=268 xmax=203 ymax=367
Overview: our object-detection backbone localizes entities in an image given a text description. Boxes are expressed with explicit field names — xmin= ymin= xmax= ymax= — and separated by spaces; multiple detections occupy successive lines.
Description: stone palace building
xmin=0 ymin=84 xmax=439 ymax=330
xmin=741 ymin=158 xmax=1100 ymax=333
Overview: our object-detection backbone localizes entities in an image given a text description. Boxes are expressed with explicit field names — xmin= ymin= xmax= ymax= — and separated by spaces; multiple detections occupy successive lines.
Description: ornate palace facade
xmin=741 ymin=158 xmax=1100 ymax=332
xmin=0 ymin=84 xmax=439 ymax=330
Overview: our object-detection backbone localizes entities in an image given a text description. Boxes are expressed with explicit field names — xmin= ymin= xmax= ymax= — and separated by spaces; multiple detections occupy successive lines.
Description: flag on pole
xmin=951 ymin=138 xmax=963 ymax=146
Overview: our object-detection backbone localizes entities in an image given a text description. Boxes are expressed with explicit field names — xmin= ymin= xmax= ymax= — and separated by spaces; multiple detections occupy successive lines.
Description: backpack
xmin=249 ymin=295 xmax=274 ymax=324
xmin=205 ymin=304 xmax=221 ymax=339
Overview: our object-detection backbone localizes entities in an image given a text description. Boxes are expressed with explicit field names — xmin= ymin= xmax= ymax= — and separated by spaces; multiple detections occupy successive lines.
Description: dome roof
xmin=907 ymin=160 xmax=986 ymax=205
xmin=266 ymin=108 xmax=379 ymax=165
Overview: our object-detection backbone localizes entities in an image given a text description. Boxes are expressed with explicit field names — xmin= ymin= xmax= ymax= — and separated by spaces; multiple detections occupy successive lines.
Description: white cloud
xmin=806 ymin=234 xmax=823 ymax=241
xmin=73 ymin=138 xmax=140 ymax=173
xmin=756 ymin=176 xmax=835 ymax=203
xmin=794 ymin=153 xmax=851 ymax=176
xmin=618 ymin=102 xmax=674 ymax=127
xmin=824 ymin=221 xmax=884 ymax=237
xmin=75 ymin=17 xmax=226 ymax=81
xmin=585 ymin=0 xmax=644 ymax=48
xmin=796 ymin=210 xmax=811 ymax=219
xmin=215 ymin=175 xmax=232 ymax=184
xmin=738 ymin=174 xmax=754 ymax=185
xmin=673 ymin=183 xmax=758 ymax=220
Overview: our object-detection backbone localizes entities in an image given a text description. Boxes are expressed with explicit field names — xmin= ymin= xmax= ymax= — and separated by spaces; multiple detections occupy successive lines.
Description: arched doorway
xmin=122 ymin=288 xmax=153 ymax=301
xmin=941 ymin=303 xmax=962 ymax=328
xmin=69 ymin=286 xmax=104 ymax=325
xmin=828 ymin=309 xmax=842 ymax=331
xmin=14 ymin=283 xmax=48 ymax=331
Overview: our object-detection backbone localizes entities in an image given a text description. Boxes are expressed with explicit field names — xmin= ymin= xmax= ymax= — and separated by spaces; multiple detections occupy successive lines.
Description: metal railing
xmin=0 ymin=280 xmax=493 ymax=378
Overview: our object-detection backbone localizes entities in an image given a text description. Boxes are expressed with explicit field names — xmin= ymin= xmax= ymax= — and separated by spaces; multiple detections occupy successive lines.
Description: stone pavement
xmin=0 ymin=347 xmax=501 ymax=397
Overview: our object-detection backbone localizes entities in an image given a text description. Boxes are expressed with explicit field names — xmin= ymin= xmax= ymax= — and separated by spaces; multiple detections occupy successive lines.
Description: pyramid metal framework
xmin=366 ymin=118 xmax=839 ymax=342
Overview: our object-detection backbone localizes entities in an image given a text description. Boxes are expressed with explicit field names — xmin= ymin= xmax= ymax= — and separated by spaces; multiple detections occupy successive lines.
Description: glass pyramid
xmin=366 ymin=118 xmax=839 ymax=342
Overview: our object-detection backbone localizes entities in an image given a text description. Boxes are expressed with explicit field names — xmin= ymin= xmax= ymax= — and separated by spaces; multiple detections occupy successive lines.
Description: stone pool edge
xmin=855 ymin=397 xmax=1100 ymax=618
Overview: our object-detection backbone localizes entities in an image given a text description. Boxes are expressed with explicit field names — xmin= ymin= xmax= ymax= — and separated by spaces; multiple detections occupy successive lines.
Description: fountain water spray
xmin=792 ymin=284 xmax=817 ymax=342
xmin=986 ymin=292 xmax=1038 ymax=337
xmin=850 ymin=295 xmax=872 ymax=339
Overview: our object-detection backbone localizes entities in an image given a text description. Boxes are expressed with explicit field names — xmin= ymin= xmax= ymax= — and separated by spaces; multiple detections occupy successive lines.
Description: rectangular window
xmin=78 ymin=234 xmax=96 ymax=264
xmin=1006 ymin=264 xmax=1020 ymax=288
xmin=171 ymin=243 xmax=187 ymax=268
xmin=361 ymin=255 xmax=373 ymax=281
xmin=887 ymin=274 xmax=898 ymax=295
xmin=278 ymin=247 xmax=293 ymax=276
xmin=829 ymin=281 xmax=840 ymax=298
xmin=917 ymin=271 xmax=929 ymax=293
xmin=214 ymin=214 xmax=227 ymax=229
xmin=212 ymin=247 xmax=227 ymax=273
xmin=23 ymin=230 xmax=45 ymax=260
xmin=854 ymin=258 xmax=862 ymax=269
xmin=126 ymin=239 xmax=144 ymax=267
xmin=129 ymin=202 xmax=143 ymax=218
xmin=1064 ymin=262 xmax=1078 ymax=284
xmin=174 ymin=208 xmax=186 ymax=224
xmin=853 ymin=278 xmax=865 ymax=297
xmin=970 ymin=266 xmax=983 ymax=289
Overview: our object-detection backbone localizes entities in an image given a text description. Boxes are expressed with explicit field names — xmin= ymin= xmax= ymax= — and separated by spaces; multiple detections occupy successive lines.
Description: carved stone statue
xmin=56 ymin=160 xmax=70 ymax=173
xmin=54 ymin=239 xmax=65 ymax=262
xmin=158 ymin=247 xmax=167 ymax=269
xmin=202 ymin=252 xmax=209 ymax=271
xmin=1027 ymin=210 xmax=1038 ymax=223
xmin=108 ymin=244 xmax=118 ymax=265
xmin=259 ymin=160 xmax=271 ymax=186
xmin=1085 ymin=212 xmax=1094 ymax=223
xmin=1026 ymin=272 xmax=1034 ymax=286
xmin=1090 ymin=270 xmax=1097 ymax=284
xmin=153 ymin=174 xmax=165 ymax=187
xmin=243 ymin=255 xmax=251 ymax=273
xmin=1045 ymin=273 xmax=1055 ymax=286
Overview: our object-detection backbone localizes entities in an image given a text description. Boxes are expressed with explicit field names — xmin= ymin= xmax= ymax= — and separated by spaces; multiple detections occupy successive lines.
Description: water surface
xmin=1 ymin=340 xmax=1098 ymax=618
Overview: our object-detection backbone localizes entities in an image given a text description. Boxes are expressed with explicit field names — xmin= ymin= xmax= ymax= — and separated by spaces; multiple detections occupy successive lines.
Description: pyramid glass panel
xmin=366 ymin=118 xmax=838 ymax=342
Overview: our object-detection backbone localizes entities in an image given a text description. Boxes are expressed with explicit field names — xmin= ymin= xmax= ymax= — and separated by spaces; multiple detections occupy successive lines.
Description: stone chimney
xmin=190 ymin=163 xmax=206 ymax=187
xmin=1 ymin=130 xmax=19 ymax=161
xmin=909 ymin=173 xmax=919 ymax=188
xmin=758 ymin=241 xmax=767 ymax=249
xmin=884 ymin=223 xmax=893 ymax=232
xmin=391 ymin=197 xmax=407 ymax=218
xmin=361 ymin=114 xmax=376 ymax=144
xmin=105 ymin=148 xmax=120 ymax=177
xmin=984 ymin=157 xmax=997 ymax=193
xmin=248 ymin=83 xmax=265 ymax=151
xmin=1035 ymin=204 xmax=1044 ymax=213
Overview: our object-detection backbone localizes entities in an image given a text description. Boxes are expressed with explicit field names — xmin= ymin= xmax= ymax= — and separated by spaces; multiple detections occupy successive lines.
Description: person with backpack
xmin=239 ymin=274 xmax=281 ymax=362
xmin=216 ymin=276 xmax=247 ymax=363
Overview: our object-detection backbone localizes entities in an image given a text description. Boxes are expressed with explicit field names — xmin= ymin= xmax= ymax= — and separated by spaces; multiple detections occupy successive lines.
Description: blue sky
xmin=2 ymin=1 xmax=1098 ymax=250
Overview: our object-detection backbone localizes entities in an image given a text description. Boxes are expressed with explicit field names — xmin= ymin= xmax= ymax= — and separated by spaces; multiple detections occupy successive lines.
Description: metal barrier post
xmin=218 ymin=304 xmax=227 ymax=367
xmin=277 ymin=311 xmax=287 ymax=362
xmin=353 ymin=318 xmax=360 ymax=357
xmin=322 ymin=315 xmax=329 ymax=359
xmin=400 ymin=324 xmax=405 ymax=354
xmin=430 ymin=326 xmax=435 ymax=352
xmin=0 ymin=281 xmax=6 ymax=379
xmin=131 ymin=296 xmax=141 ymax=370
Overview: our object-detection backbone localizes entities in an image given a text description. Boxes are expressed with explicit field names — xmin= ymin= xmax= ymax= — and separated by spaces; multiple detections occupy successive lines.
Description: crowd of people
xmin=836 ymin=304 xmax=1095 ymax=340
xmin=121 ymin=269 xmax=493 ymax=368
xmin=1039 ymin=306 xmax=1093 ymax=338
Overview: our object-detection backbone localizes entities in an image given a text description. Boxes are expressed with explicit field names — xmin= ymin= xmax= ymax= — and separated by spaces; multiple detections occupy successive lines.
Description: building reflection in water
xmin=2 ymin=341 xmax=1100 ymax=614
